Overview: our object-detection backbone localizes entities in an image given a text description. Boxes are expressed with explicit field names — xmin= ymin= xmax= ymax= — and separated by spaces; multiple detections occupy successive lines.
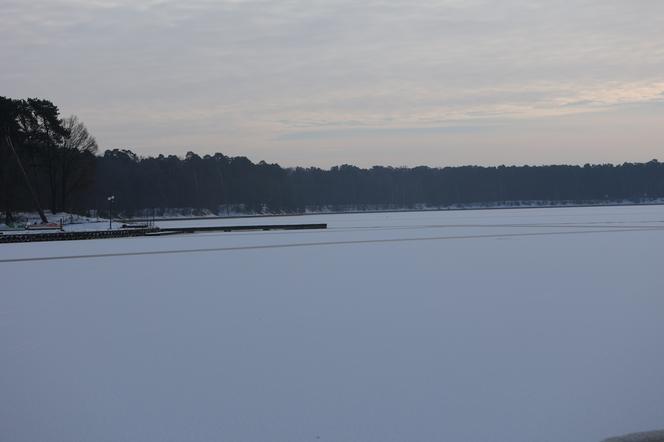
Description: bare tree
xmin=59 ymin=116 xmax=98 ymax=211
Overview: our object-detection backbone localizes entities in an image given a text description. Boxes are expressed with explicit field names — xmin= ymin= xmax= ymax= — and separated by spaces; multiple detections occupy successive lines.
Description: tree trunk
xmin=48 ymin=158 xmax=57 ymax=214
xmin=4 ymin=209 xmax=14 ymax=225
xmin=61 ymin=160 xmax=68 ymax=213
xmin=4 ymin=135 xmax=48 ymax=223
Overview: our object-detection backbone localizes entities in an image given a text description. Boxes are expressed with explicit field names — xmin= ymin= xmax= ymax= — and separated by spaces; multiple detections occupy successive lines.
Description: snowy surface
xmin=0 ymin=212 xmax=109 ymax=234
xmin=1 ymin=206 xmax=664 ymax=442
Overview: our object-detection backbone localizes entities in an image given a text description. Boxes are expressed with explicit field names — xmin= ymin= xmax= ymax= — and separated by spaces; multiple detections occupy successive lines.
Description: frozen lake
xmin=1 ymin=206 xmax=663 ymax=441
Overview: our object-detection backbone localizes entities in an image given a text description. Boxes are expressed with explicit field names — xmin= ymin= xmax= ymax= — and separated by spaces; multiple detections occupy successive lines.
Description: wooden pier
xmin=0 ymin=223 xmax=327 ymax=244
xmin=157 ymin=223 xmax=328 ymax=234
xmin=0 ymin=228 xmax=159 ymax=244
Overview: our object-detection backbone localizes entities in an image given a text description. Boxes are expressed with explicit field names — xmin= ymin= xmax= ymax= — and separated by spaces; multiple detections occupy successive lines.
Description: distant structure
xmin=603 ymin=430 xmax=664 ymax=442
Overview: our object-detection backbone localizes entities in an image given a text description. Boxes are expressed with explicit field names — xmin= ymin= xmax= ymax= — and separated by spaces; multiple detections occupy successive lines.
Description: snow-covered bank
xmin=5 ymin=198 xmax=664 ymax=228
xmin=139 ymin=197 xmax=664 ymax=219
xmin=0 ymin=212 xmax=116 ymax=235
xmin=301 ymin=197 xmax=664 ymax=214
xmin=1 ymin=211 xmax=99 ymax=227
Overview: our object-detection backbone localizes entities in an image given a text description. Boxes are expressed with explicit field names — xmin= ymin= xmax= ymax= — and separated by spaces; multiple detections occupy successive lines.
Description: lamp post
xmin=107 ymin=195 xmax=115 ymax=230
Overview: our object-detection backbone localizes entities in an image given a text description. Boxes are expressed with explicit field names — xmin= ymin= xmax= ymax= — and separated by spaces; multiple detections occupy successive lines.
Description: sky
xmin=2 ymin=0 xmax=663 ymax=168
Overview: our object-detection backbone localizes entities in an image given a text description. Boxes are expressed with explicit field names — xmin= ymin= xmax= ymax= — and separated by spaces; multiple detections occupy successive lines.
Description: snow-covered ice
xmin=1 ymin=206 xmax=663 ymax=442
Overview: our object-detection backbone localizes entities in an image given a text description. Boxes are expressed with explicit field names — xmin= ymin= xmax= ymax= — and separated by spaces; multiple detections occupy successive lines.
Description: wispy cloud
xmin=2 ymin=0 xmax=664 ymax=166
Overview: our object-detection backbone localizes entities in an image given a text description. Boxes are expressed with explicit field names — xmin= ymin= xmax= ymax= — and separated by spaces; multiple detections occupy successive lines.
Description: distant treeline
xmin=2 ymin=96 xmax=664 ymax=220
xmin=85 ymin=151 xmax=664 ymax=215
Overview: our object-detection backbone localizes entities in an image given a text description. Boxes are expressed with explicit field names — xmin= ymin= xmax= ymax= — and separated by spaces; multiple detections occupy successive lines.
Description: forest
xmin=2 ymin=96 xmax=664 ymax=220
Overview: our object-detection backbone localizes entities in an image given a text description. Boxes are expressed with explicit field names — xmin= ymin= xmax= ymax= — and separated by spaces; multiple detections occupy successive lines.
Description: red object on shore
xmin=26 ymin=222 xmax=62 ymax=231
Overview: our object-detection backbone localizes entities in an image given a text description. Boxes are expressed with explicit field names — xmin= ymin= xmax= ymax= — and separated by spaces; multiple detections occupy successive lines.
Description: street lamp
xmin=107 ymin=195 xmax=115 ymax=230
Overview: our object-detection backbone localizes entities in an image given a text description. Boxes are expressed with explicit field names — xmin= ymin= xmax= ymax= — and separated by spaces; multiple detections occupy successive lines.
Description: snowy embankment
xmin=3 ymin=198 xmax=663 ymax=232
xmin=0 ymin=212 xmax=105 ymax=233
xmin=300 ymin=197 xmax=664 ymax=214
xmin=113 ymin=197 xmax=664 ymax=218
xmin=0 ymin=212 xmax=128 ymax=235
xmin=1 ymin=205 xmax=664 ymax=442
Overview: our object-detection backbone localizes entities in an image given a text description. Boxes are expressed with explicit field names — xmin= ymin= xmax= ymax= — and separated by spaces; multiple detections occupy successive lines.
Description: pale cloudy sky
xmin=2 ymin=0 xmax=663 ymax=167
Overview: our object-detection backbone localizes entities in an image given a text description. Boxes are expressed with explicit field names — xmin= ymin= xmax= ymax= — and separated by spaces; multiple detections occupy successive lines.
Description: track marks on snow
xmin=1 ymin=227 xmax=663 ymax=263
